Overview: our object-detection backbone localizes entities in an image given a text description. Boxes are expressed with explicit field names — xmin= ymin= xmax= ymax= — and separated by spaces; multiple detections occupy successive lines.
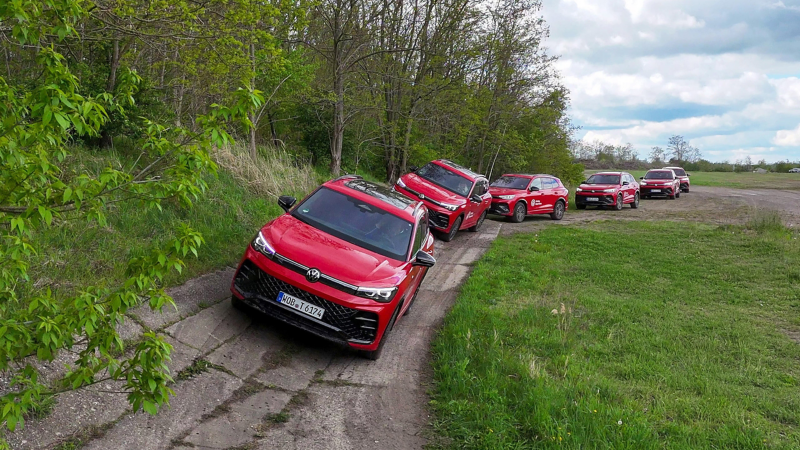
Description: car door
xmin=401 ymin=211 xmax=431 ymax=316
xmin=542 ymin=177 xmax=559 ymax=212
xmin=528 ymin=177 xmax=545 ymax=213
xmin=622 ymin=173 xmax=634 ymax=202
xmin=464 ymin=180 xmax=484 ymax=227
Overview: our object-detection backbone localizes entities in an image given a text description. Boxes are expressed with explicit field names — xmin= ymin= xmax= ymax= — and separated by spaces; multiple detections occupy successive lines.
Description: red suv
xmin=488 ymin=174 xmax=569 ymax=222
xmin=394 ymin=160 xmax=491 ymax=242
xmin=663 ymin=166 xmax=690 ymax=192
xmin=640 ymin=169 xmax=681 ymax=199
xmin=230 ymin=176 xmax=436 ymax=360
xmin=575 ymin=172 xmax=640 ymax=210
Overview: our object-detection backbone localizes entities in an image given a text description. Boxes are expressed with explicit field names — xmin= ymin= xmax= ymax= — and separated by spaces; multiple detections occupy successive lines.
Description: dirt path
xmin=6 ymin=186 xmax=797 ymax=450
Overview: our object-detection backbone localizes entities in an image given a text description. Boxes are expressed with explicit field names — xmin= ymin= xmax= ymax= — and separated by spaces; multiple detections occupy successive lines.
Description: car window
xmin=669 ymin=168 xmax=687 ymax=176
xmin=292 ymin=187 xmax=413 ymax=261
xmin=531 ymin=178 xmax=543 ymax=190
xmin=586 ymin=174 xmax=620 ymax=184
xmin=472 ymin=179 xmax=488 ymax=196
xmin=416 ymin=162 xmax=472 ymax=197
xmin=544 ymin=178 xmax=558 ymax=189
xmin=413 ymin=212 xmax=429 ymax=254
xmin=491 ymin=176 xmax=530 ymax=190
xmin=644 ymin=171 xmax=674 ymax=180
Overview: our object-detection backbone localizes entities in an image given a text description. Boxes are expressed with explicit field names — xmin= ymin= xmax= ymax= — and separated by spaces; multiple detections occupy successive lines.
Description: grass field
xmin=430 ymin=219 xmax=800 ymax=449
xmin=585 ymin=170 xmax=800 ymax=190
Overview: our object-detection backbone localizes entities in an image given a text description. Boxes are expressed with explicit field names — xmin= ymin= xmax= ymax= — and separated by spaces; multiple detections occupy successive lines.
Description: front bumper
xmin=575 ymin=193 xmax=616 ymax=205
xmin=489 ymin=201 xmax=512 ymax=216
xmin=641 ymin=186 xmax=675 ymax=196
xmin=231 ymin=249 xmax=390 ymax=351
xmin=394 ymin=184 xmax=457 ymax=232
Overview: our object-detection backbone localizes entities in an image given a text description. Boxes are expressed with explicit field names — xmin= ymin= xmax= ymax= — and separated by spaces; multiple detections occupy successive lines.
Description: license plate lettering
xmin=587 ymin=197 xmax=599 ymax=202
xmin=651 ymin=189 xmax=661 ymax=193
xmin=277 ymin=292 xmax=325 ymax=320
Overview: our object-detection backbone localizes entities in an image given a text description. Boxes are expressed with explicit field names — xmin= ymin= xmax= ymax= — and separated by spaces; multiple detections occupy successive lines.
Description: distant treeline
xmin=572 ymin=136 xmax=800 ymax=173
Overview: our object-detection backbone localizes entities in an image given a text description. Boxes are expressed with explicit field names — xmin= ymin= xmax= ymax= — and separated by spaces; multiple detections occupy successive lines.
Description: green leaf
xmin=54 ymin=112 xmax=69 ymax=130
xmin=63 ymin=187 xmax=73 ymax=203
xmin=42 ymin=106 xmax=52 ymax=127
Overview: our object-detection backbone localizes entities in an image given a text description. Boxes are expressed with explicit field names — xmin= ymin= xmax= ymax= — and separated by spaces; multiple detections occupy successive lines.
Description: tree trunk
xmin=101 ymin=39 xmax=121 ymax=148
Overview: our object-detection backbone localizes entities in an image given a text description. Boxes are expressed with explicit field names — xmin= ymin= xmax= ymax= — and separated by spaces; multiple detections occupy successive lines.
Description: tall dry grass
xmin=212 ymin=143 xmax=318 ymax=198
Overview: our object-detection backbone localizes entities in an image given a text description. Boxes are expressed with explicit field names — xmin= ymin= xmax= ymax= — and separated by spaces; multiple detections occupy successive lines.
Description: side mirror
xmin=409 ymin=165 xmax=419 ymax=172
xmin=687 ymin=173 xmax=691 ymax=176
xmin=581 ymin=180 xmax=587 ymax=184
xmin=412 ymin=250 xmax=436 ymax=267
xmin=470 ymin=194 xmax=482 ymax=203
xmin=529 ymin=186 xmax=540 ymax=192
xmin=639 ymin=176 xmax=644 ymax=180
xmin=278 ymin=195 xmax=296 ymax=212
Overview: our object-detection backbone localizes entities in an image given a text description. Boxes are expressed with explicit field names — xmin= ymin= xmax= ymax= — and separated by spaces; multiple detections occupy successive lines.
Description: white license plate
xmin=586 ymin=197 xmax=599 ymax=202
xmin=277 ymin=292 xmax=325 ymax=320
xmin=651 ymin=189 xmax=661 ymax=193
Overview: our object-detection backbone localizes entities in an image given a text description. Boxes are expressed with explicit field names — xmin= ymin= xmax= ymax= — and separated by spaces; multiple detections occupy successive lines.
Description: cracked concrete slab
xmin=184 ymin=389 xmax=293 ymax=449
xmin=131 ymin=268 xmax=236 ymax=331
xmin=255 ymin=345 xmax=336 ymax=392
xmin=165 ymin=300 xmax=251 ymax=353
xmin=83 ymin=370 xmax=242 ymax=450
xmin=207 ymin=323 xmax=285 ymax=379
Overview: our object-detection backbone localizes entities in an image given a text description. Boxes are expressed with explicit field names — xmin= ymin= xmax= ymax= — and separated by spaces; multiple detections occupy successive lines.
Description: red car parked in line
xmin=575 ymin=172 xmax=640 ymax=210
xmin=394 ymin=160 xmax=491 ymax=242
xmin=663 ymin=166 xmax=691 ymax=192
xmin=488 ymin=174 xmax=569 ymax=222
xmin=640 ymin=169 xmax=681 ymax=199
xmin=230 ymin=175 xmax=436 ymax=360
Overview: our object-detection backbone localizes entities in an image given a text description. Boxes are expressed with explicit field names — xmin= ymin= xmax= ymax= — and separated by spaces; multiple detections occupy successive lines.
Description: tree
xmin=667 ymin=135 xmax=692 ymax=162
xmin=0 ymin=0 xmax=261 ymax=433
xmin=650 ymin=146 xmax=666 ymax=163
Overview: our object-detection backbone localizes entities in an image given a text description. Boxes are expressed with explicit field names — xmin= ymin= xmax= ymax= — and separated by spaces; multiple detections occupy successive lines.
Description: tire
xmin=550 ymin=201 xmax=565 ymax=220
xmin=469 ymin=210 xmax=487 ymax=232
xmin=576 ymin=203 xmax=586 ymax=210
xmin=615 ymin=194 xmax=623 ymax=210
xmin=441 ymin=216 xmax=462 ymax=242
xmin=684 ymin=186 xmax=690 ymax=193
xmin=630 ymin=192 xmax=639 ymax=209
xmin=360 ymin=302 xmax=401 ymax=360
xmin=509 ymin=202 xmax=526 ymax=223
xmin=669 ymin=192 xmax=676 ymax=199
xmin=676 ymin=191 xmax=681 ymax=198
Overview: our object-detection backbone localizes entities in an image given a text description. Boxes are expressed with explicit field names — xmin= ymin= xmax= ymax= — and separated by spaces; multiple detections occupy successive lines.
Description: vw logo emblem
xmin=418 ymin=193 xmax=425 ymax=200
xmin=306 ymin=268 xmax=321 ymax=283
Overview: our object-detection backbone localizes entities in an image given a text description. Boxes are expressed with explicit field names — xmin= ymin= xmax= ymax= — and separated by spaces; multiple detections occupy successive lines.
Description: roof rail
xmin=334 ymin=174 xmax=363 ymax=181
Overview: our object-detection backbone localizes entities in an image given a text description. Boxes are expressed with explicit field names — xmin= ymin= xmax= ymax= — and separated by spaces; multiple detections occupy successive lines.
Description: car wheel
xmin=360 ymin=302 xmax=401 ymax=361
xmin=550 ymin=201 xmax=565 ymax=220
xmin=684 ymin=186 xmax=690 ymax=193
xmin=631 ymin=192 xmax=639 ymax=209
xmin=669 ymin=192 xmax=676 ymax=199
xmin=576 ymin=203 xmax=586 ymax=210
xmin=441 ymin=216 xmax=462 ymax=242
xmin=469 ymin=210 xmax=487 ymax=232
xmin=615 ymin=194 xmax=623 ymax=210
xmin=509 ymin=202 xmax=526 ymax=223
xmin=676 ymin=191 xmax=681 ymax=198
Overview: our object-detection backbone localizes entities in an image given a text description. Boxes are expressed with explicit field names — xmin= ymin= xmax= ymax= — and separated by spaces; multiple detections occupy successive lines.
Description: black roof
xmin=344 ymin=179 xmax=416 ymax=211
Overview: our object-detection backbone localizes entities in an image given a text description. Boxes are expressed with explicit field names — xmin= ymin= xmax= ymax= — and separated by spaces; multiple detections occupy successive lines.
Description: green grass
xmin=26 ymin=146 xmax=317 ymax=296
xmin=585 ymin=170 xmax=800 ymax=190
xmin=430 ymin=220 xmax=800 ymax=449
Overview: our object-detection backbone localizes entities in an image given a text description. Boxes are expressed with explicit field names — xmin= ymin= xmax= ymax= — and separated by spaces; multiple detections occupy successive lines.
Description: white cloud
xmin=773 ymin=124 xmax=800 ymax=146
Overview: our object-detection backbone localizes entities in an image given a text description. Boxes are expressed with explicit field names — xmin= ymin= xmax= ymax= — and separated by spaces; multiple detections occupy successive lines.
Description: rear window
xmin=645 ymin=171 xmax=674 ymax=180
xmin=490 ymin=176 xmax=529 ymax=190
xmin=585 ymin=174 xmax=620 ymax=185
xmin=416 ymin=162 xmax=473 ymax=197
xmin=292 ymin=187 xmax=413 ymax=260
xmin=670 ymin=168 xmax=687 ymax=176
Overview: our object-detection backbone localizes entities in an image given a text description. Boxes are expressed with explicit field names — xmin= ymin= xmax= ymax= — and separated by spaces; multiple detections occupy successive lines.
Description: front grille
xmin=233 ymin=260 xmax=378 ymax=344
xmin=428 ymin=209 xmax=450 ymax=229
xmin=489 ymin=203 xmax=510 ymax=215
xmin=577 ymin=195 xmax=614 ymax=204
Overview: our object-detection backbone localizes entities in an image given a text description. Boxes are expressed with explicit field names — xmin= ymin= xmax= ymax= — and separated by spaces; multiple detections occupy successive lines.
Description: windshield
xmin=292 ymin=187 xmax=413 ymax=260
xmin=669 ymin=168 xmax=687 ymax=176
xmin=645 ymin=171 xmax=674 ymax=180
xmin=585 ymin=174 xmax=620 ymax=185
xmin=416 ymin=162 xmax=473 ymax=197
xmin=490 ymin=176 xmax=530 ymax=190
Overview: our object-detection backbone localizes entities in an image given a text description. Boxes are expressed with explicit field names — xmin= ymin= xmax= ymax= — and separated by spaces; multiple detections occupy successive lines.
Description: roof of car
xmin=325 ymin=176 xmax=421 ymax=220
xmin=434 ymin=159 xmax=484 ymax=180
xmin=500 ymin=173 xmax=558 ymax=179
xmin=592 ymin=171 xmax=624 ymax=175
xmin=662 ymin=166 xmax=684 ymax=169
xmin=648 ymin=169 xmax=674 ymax=172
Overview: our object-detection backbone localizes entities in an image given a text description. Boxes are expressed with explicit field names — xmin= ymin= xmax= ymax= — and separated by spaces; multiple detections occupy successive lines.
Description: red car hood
xmin=580 ymin=184 xmax=618 ymax=190
xmin=400 ymin=173 xmax=466 ymax=205
xmin=262 ymin=214 xmax=406 ymax=286
xmin=489 ymin=187 xmax=526 ymax=197
xmin=642 ymin=179 xmax=673 ymax=184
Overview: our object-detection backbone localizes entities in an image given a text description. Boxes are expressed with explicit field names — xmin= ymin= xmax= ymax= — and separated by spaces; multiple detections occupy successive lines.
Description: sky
xmin=541 ymin=0 xmax=800 ymax=163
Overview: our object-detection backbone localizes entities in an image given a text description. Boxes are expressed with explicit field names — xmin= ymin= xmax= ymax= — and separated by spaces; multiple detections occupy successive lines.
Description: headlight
xmin=355 ymin=286 xmax=398 ymax=303
xmin=251 ymin=231 xmax=275 ymax=259
xmin=640 ymin=181 xmax=647 ymax=185
xmin=576 ymin=188 xmax=583 ymax=192
xmin=602 ymin=189 xmax=616 ymax=193
xmin=440 ymin=202 xmax=459 ymax=211
xmin=396 ymin=178 xmax=407 ymax=189
xmin=497 ymin=195 xmax=514 ymax=200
